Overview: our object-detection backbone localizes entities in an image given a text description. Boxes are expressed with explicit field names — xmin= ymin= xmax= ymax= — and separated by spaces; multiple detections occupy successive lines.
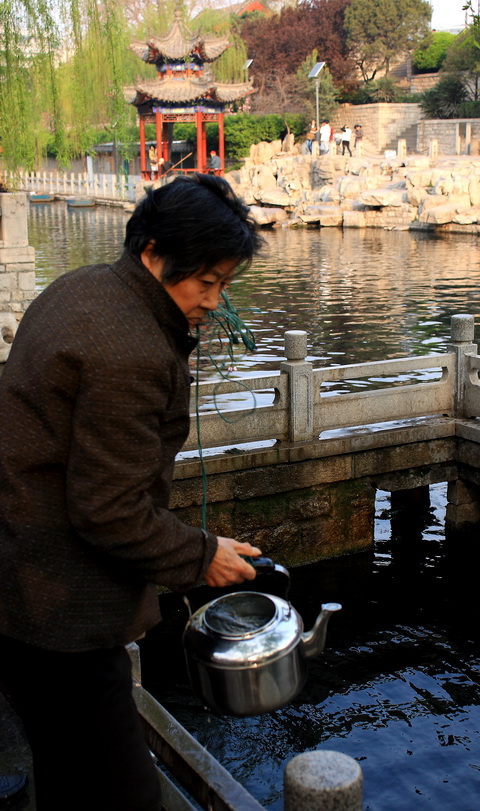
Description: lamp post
xmin=308 ymin=62 xmax=325 ymax=126
xmin=242 ymin=58 xmax=253 ymax=81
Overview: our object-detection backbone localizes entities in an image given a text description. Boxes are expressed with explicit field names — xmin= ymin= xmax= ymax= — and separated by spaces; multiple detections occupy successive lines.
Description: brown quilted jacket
xmin=0 ymin=251 xmax=217 ymax=651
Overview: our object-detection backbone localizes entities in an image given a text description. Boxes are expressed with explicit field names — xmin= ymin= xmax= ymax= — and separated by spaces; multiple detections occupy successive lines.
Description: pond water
xmin=28 ymin=202 xmax=480 ymax=810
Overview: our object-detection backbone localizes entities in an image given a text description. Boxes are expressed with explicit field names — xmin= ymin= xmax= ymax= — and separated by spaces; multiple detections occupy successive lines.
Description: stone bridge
xmin=172 ymin=322 xmax=480 ymax=565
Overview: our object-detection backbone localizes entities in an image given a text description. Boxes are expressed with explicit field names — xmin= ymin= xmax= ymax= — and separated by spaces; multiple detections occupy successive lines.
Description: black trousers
xmin=0 ymin=635 xmax=162 ymax=811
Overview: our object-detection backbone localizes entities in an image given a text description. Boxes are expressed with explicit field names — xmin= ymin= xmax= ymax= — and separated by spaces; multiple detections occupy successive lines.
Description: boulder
xmin=419 ymin=193 xmax=471 ymax=213
xmin=469 ymin=175 xmax=480 ymax=207
xmin=452 ymin=210 xmax=479 ymax=225
xmin=314 ymin=185 xmax=341 ymax=203
xmin=249 ymin=205 xmax=288 ymax=226
xmin=433 ymin=174 xmax=454 ymax=195
xmin=419 ymin=203 xmax=458 ymax=224
xmin=338 ymin=176 xmax=367 ymax=198
xmin=255 ymin=188 xmax=291 ymax=207
xmin=359 ymin=188 xmax=408 ymax=207
xmin=404 ymin=169 xmax=433 ymax=188
xmin=250 ymin=140 xmax=282 ymax=163
xmin=299 ymin=205 xmax=343 ymax=226
xmin=281 ymin=134 xmax=296 ymax=152
xmin=343 ymin=210 xmax=366 ymax=227
xmin=251 ymin=165 xmax=278 ymax=191
xmin=406 ymin=186 xmax=427 ymax=207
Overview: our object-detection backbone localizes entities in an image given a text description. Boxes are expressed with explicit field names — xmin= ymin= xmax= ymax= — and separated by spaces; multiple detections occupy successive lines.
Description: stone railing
xmin=185 ymin=316 xmax=478 ymax=452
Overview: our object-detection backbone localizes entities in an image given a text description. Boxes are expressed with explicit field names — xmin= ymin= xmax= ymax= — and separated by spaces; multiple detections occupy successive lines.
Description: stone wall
xmin=331 ymin=103 xmax=423 ymax=153
xmin=417 ymin=119 xmax=480 ymax=156
xmin=0 ymin=193 xmax=36 ymax=360
xmin=410 ymin=73 xmax=440 ymax=94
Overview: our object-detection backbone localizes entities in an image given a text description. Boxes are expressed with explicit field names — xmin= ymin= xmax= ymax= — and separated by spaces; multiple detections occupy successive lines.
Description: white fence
xmin=1 ymin=170 xmax=142 ymax=202
xmin=185 ymin=316 xmax=480 ymax=452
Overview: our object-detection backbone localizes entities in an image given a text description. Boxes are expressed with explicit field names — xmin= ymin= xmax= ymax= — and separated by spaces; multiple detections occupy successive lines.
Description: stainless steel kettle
xmin=183 ymin=559 xmax=341 ymax=716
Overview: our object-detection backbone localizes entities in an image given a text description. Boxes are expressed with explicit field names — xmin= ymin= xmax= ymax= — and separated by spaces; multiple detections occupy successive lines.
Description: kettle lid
xmin=204 ymin=592 xmax=277 ymax=639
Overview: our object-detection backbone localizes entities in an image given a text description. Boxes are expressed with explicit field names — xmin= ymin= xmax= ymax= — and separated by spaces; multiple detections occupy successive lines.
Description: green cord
xmin=194 ymin=290 xmax=257 ymax=530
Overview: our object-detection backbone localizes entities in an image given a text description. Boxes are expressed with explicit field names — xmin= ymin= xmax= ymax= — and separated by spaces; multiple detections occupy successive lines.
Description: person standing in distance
xmin=0 ymin=173 xmax=264 ymax=811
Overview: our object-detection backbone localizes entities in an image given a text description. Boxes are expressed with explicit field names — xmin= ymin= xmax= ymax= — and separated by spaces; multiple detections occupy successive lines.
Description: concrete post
xmin=284 ymin=751 xmax=363 ymax=811
xmin=280 ymin=330 xmax=314 ymax=442
xmin=446 ymin=479 xmax=480 ymax=535
xmin=429 ymin=139 xmax=438 ymax=159
xmin=447 ymin=314 xmax=477 ymax=418
xmin=126 ymin=641 xmax=142 ymax=686
xmin=397 ymin=138 xmax=407 ymax=159
xmin=0 ymin=193 xmax=36 ymax=333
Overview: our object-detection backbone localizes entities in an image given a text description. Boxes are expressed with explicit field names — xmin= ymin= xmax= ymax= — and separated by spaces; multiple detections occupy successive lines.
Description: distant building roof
xmin=219 ymin=0 xmax=272 ymax=16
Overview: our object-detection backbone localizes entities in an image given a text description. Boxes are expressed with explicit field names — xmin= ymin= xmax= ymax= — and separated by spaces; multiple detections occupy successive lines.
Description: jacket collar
xmin=111 ymin=250 xmax=198 ymax=356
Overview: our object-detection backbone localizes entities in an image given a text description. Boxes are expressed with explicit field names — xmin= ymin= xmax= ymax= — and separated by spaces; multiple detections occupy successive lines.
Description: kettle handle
xmin=241 ymin=556 xmax=290 ymax=580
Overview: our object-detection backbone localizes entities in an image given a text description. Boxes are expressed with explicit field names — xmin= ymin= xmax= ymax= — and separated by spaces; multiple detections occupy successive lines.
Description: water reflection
xmin=140 ymin=485 xmax=480 ymax=810
xmin=29 ymin=203 xmax=480 ymax=375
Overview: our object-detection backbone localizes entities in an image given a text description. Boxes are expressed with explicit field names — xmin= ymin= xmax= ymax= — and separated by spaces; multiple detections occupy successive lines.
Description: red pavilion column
xmin=201 ymin=116 xmax=207 ymax=173
xmin=196 ymin=109 xmax=203 ymax=173
xmin=218 ymin=111 xmax=225 ymax=175
xmin=155 ymin=111 xmax=163 ymax=176
xmin=139 ymin=116 xmax=148 ymax=180
xmin=162 ymin=123 xmax=169 ymax=163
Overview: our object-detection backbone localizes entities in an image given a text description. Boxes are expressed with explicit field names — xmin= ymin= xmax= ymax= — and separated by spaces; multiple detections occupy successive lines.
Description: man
xmin=318 ymin=120 xmax=331 ymax=154
xmin=0 ymin=174 xmax=263 ymax=811
xmin=209 ymin=150 xmax=221 ymax=171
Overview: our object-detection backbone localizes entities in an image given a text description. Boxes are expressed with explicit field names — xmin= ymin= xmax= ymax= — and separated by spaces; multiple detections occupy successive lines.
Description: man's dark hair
xmin=125 ymin=173 xmax=263 ymax=282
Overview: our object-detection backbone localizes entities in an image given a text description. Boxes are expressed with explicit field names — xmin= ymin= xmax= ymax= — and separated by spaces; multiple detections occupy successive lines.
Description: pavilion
xmin=123 ymin=9 xmax=255 ymax=179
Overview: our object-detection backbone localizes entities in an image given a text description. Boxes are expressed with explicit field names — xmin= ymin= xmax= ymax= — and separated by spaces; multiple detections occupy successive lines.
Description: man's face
xmin=164 ymin=259 xmax=238 ymax=327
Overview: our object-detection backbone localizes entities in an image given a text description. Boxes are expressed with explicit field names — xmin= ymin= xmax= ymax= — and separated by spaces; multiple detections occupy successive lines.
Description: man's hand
xmin=204 ymin=537 xmax=262 ymax=588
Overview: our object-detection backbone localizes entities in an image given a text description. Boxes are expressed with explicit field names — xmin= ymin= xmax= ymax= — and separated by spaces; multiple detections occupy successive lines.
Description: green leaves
xmin=0 ymin=0 xmax=137 ymax=170
xmin=344 ymin=0 xmax=431 ymax=80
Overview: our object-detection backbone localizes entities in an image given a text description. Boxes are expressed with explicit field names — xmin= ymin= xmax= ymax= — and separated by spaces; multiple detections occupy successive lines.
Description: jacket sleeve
xmin=65 ymin=354 xmax=218 ymax=592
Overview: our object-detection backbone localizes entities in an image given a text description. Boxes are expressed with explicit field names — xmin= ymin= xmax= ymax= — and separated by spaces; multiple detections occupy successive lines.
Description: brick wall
xmin=331 ymin=103 xmax=423 ymax=153
xmin=417 ymin=119 xmax=480 ymax=155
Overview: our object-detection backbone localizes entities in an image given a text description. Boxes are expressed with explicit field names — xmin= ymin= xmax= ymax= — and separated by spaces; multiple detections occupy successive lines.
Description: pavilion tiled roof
xmin=129 ymin=13 xmax=230 ymax=64
xmin=125 ymin=8 xmax=255 ymax=110
xmin=123 ymin=75 xmax=254 ymax=105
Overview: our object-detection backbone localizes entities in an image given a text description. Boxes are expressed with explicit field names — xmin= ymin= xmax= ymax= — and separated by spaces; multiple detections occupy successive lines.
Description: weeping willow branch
xmin=0 ymin=0 xmax=137 ymax=170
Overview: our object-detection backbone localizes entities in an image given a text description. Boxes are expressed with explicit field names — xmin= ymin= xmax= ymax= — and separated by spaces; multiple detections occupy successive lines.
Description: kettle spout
xmin=300 ymin=602 xmax=342 ymax=660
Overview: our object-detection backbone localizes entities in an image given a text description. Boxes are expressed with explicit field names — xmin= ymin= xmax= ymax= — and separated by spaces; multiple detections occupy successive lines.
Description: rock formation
xmin=226 ymin=142 xmax=480 ymax=233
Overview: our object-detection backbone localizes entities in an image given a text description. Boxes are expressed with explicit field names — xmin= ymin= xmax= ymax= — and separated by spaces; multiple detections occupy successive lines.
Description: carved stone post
xmin=284 ymin=751 xmax=363 ymax=811
xmin=447 ymin=314 xmax=477 ymax=418
xmin=280 ymin=330 xmax=314 ymax=442
xmin=447 ymin=314 xmax=480 ymax=535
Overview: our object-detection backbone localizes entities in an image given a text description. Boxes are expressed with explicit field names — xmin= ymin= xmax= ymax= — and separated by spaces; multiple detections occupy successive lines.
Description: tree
xmin=240 ymin=0 xmax=356 ymax=112
xmin=344 ymin=0 xmax=431 ymax=81
xmin=434 ymin=2 xmax=480 ymax=104
xmin=0 ymin=0 xmax=138 ymax=170
xmin=301 ymin=0 xmax=357 ymax=92
xmin=419 ymin=74 xmax=469 ymax=118
xmin=295 ymin=51 xmax=338 ymax=120
xmin=412 ymin=31 xmax=457 ymax=73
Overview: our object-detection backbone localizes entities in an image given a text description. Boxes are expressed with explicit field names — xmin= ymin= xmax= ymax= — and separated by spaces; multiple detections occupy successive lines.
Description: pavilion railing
xmin=1 ymin=170 xmax=140 ymax=202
